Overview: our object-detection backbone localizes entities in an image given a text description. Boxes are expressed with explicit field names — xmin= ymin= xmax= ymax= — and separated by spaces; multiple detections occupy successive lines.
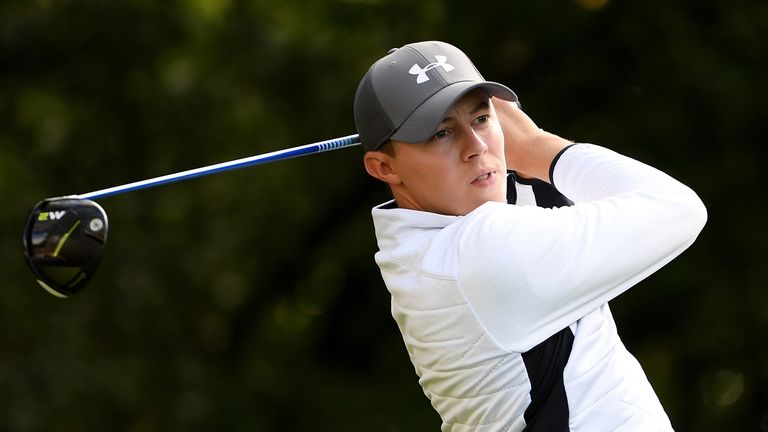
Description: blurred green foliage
xmin=1 ymin=0 xmax=766 ymax=430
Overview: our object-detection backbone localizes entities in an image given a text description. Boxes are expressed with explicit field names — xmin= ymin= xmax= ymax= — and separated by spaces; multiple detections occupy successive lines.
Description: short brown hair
xmin=378 ymin=141 xmax=396 ymax=157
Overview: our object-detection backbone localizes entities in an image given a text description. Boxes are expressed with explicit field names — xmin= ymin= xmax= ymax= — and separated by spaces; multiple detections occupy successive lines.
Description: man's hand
xmin=492 ymin=97 xmax=572 ymax=182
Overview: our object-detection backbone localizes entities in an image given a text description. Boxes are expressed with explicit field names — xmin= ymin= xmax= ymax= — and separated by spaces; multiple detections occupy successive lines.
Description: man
xmin=354 ymin=41 xmax=707 ymax=431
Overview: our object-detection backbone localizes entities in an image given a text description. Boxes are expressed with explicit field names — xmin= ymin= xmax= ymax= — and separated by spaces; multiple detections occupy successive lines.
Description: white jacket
xmin=371 ymin=144 xmax=707 ymax=431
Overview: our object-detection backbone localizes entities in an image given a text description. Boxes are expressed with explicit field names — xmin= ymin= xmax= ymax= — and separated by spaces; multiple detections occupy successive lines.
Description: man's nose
xmin=461 ymin=129 xmax=488 ymax=161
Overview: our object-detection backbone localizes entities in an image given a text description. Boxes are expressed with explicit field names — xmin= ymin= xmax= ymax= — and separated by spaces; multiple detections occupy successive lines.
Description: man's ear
xmin=363 ymin=151 xmax=401 ymax=185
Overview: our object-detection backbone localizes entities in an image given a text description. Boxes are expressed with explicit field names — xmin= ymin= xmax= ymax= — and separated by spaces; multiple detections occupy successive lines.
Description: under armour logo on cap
xmin=408 ymin=55 xmax=455 ymax=84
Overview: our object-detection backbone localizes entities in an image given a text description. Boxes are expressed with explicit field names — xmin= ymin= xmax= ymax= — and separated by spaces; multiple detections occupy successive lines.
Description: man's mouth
xmin=472 ymin=171 xmax=495 ymax=184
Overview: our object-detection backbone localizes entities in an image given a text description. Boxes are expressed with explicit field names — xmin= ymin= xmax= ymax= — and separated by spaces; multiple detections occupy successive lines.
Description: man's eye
xmin=433 ymin=130 xmax=449 ymax=140
xmin=476 ymin=114 xmax=489 ymax=123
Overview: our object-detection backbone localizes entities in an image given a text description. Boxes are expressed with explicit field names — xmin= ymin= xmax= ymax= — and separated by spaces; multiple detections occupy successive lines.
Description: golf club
xmin=23 ymin=134 xmax=361 ymax=297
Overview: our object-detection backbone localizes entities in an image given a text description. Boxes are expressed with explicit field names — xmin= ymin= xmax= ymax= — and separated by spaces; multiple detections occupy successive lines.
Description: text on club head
xmin=38 ymin=211 xmax=66 ymax=221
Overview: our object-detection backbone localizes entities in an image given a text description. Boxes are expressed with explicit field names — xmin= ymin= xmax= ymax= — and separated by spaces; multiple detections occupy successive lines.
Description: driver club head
xmin=22 ymin=197 xmax=108 ymax=297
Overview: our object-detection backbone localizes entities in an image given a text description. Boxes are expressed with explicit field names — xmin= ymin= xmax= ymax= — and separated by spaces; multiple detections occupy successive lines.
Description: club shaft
xmin=76 ymin=134 xmax=361 ymax=200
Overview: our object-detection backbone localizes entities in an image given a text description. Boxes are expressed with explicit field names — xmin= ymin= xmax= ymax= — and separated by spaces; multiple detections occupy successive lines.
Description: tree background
xmin=1 ymin=0 xmax=766 ymax=430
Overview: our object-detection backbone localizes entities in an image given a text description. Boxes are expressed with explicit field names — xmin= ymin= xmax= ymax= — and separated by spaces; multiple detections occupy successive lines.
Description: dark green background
xmin=1 ymin=0 xmax=765 ymax=430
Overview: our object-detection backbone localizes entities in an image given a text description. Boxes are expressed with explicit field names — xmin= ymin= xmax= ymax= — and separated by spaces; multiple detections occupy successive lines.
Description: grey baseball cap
xmin=354 ymin=41 xmax=518 ymax=151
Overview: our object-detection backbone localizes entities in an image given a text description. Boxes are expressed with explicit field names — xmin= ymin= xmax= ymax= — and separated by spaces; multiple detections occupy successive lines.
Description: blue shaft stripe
xmin=77 ymin=134 xmax=360 ymax=200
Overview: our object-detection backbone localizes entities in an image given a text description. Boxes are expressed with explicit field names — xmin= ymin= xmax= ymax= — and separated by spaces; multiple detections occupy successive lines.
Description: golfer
xmin=354 ymin=41 xmax=707 ymax=431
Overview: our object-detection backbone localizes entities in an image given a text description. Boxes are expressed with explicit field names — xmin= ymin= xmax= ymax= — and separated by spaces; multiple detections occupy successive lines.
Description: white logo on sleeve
xmin=408 ymin=55 xmax=455 ymax=84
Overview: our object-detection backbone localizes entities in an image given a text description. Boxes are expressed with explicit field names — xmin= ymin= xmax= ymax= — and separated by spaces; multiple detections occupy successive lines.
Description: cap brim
xmin=390 ymin=81 xmax=518 ymax=144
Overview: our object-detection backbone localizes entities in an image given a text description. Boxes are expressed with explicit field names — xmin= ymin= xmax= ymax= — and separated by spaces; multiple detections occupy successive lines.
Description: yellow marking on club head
xmin=37 ymin=279 xmax=69 ymax=298
xmin=52 ymin=220 xmax=81 ymax=257
xmin=38 ymin=212 xmax=49 ymax=221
